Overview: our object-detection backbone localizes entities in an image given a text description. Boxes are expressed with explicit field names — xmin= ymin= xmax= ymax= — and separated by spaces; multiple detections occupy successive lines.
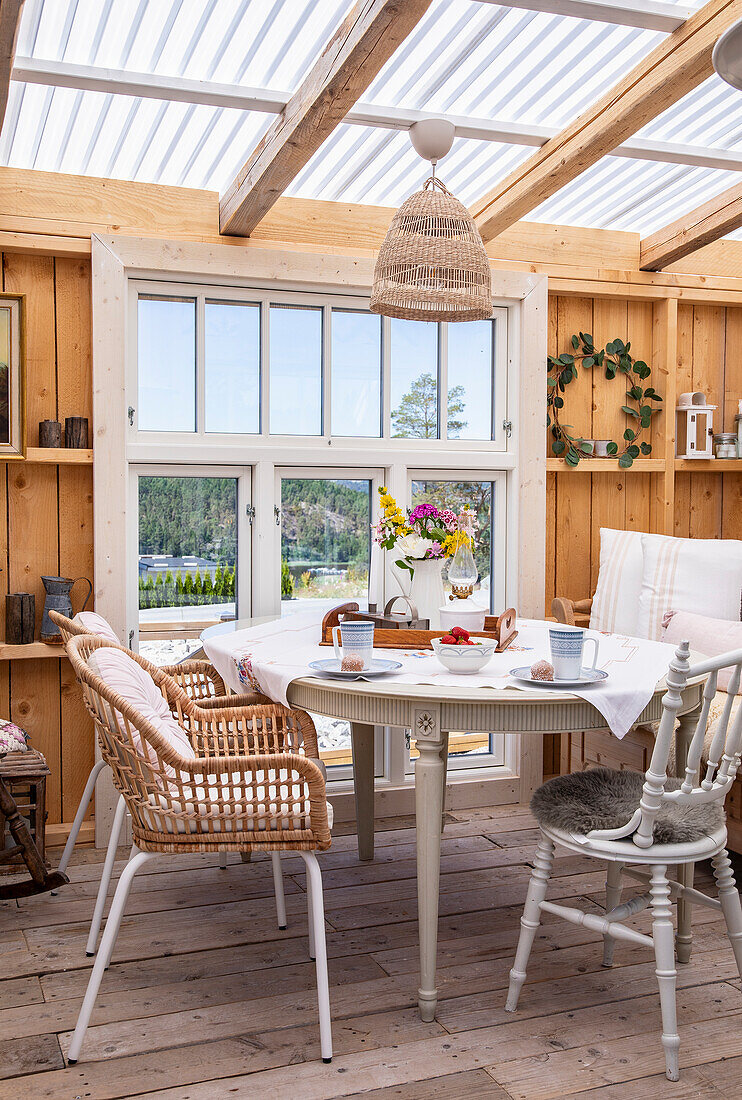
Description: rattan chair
xmin=505 ymin=642 xmax=742 ymax=1081
xmin=64 ymin=633 xmax=333 ymax=1065
xmin=51 ymin=610 xmax=320 ymax=955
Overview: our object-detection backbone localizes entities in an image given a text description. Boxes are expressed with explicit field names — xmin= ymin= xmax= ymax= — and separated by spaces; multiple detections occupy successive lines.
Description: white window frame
xmin=128 ymin=463 xmax=252 ymax=651
xmin=92 ymin=235 xmax=547 ymax=843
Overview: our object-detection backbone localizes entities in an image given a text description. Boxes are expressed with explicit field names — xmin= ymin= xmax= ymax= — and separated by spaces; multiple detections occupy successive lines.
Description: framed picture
xmin=0 ymin=293 xmax=25 ymax=460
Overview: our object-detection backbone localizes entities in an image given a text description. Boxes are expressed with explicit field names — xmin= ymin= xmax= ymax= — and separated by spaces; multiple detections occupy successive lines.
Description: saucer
xmin=308 ymin=658 xmax=403 ymax=680
xmin=509 ymin=665 xmax=608 ymax=687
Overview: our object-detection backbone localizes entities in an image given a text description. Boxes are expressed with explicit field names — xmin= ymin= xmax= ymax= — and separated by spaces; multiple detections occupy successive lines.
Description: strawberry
xmin=451 ymin=626 xmax=470 ymax=640
xmin=440 ymin=634 xmax=457 ymax=645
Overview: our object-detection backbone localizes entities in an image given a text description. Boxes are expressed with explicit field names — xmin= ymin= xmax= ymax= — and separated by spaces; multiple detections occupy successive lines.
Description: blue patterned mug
xmin=332 ymin=619 xmax=375 ymax=670
xmin=548 ymin=625 xmax=599 ymax=680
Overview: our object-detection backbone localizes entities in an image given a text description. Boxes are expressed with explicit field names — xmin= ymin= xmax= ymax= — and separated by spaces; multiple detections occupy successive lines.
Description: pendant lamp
xmin=370 ymin=119 xmax=492 ymax=322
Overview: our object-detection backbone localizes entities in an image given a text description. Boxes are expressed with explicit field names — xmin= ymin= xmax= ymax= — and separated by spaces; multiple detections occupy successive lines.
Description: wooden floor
xmin=1 ymin=804 xmax=741 ymax=1099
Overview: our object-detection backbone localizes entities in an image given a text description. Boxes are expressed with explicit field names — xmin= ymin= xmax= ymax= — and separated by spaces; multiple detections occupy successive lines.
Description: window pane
xmin=331 ymin=310 xmax=381 ymax=437
xmin=138 ymin=476 xmax=237 ymax=662
xmin=410 ymin=479 xmax=493 ymax=610
xmin=390 ymin=319 xmax=439 ymax=438
xmin=205 ymin=301 xmax=260 ymax=433
xmin=138 ymin=296 xmax=196 ymax=432
xmin=269 ymin=305 xmax=322 ymax=435
xmin=280 ymin=477 xmax=372 ymax=769
xmin=447 ymin=320 xmax=494 ymax=440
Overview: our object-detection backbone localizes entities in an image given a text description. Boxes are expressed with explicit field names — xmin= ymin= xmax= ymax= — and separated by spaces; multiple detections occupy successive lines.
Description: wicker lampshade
xmin=370 ymin=176 xmax=492 ymax=322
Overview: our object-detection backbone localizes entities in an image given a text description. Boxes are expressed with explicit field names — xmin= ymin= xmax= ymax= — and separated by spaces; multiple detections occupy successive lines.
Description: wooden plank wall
xmin=1 ymin=253 xmax=94 ymax=828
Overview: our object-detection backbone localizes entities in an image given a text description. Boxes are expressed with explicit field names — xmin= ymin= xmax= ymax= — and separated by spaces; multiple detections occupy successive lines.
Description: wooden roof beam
xmin=640 ymin=179 xmax=742 ymax=269
xmin=219 ymin=0 xmax=432 ymax=237
xmin=0 ymin=0 xmax=24 ymax=131
xmin=471 ymin=0 xmax=742 ymax=243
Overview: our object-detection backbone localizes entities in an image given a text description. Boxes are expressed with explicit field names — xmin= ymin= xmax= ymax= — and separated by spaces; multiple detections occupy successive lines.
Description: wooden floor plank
xmin=1 ymin=803 xmax=740 ymax=1100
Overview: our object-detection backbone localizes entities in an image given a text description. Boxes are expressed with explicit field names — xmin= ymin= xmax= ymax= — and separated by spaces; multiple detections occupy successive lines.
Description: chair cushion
xmin=637 ymin=533 xmax=742 ymax=640
xmin=73 ymin=611 xmax=120 ymax=644
xmin=88 ymin=648 xmax=195 ymax=785
xmin=532 ymin=767 xmax=725 ymax=845
xmin=589 ymin=528 xmax=644 ymax=637
xmin=662 ymin=610 xmax=742 ymax=694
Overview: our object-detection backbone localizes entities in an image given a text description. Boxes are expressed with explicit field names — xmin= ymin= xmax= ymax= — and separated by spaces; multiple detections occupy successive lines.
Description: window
xmin=269 ymin=304 xmax=323 ymax=436
xmin=205 ymin=301 xmax=260 ymax=434
xmin=138 ymin=296 xmax=196 ymax=432
xmin=133 ymin=285 xmax=506 ymax=446
xmin=331 ymin=309 xmax=381 ymax=437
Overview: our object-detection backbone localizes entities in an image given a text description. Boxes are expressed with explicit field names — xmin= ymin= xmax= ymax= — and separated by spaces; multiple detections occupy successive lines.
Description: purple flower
xmin=409 ymin=503 xmax=440 ymax=523
xmin=429 ymin=541 xmax=443 ymax=557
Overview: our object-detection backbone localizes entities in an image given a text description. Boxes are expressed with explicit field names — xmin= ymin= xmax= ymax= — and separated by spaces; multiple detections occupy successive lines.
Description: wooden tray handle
xmin=320 ymin=602 xmax=360 ymax=644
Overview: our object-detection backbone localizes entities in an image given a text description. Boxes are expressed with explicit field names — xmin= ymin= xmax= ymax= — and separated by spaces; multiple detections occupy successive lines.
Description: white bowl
xmin=431 ymin=636 xmax=497 ymax=674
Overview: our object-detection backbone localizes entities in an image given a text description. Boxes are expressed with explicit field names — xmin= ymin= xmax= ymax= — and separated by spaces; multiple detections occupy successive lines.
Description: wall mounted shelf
xmin=0 ymin=642 xmax=67 ymax=661
xmin=25 ymin=447 xmax=93 ymax=464
xmin=546 ymin=458 xmax=665 ymax=472
xmin=675 ymin=459 xmax=742 ymax=472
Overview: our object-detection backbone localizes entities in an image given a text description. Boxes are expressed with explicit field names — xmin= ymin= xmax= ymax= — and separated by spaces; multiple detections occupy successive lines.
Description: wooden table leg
xmin=414 ymin=705 xmax=445 ymax=1022
xmin=351 ymin=723 xmax=375 ymax=861
xmin=675 ymin=708 xmax=701 ymax=965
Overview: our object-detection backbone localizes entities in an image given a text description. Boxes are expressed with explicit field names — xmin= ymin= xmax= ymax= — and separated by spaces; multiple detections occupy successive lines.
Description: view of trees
xmin=138 ymin=564 xmax=236 ymax=608
xmin=280 ymin=479 xmax=371 ymax=574
xmin=139 ymin=477 xmax=237 ymax=563
xmin=391 ymin=372 xmax=467 ymax=438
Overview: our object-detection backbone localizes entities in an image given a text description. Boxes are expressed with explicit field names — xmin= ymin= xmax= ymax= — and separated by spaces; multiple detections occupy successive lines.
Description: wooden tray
xmin=320 ymin=603 xmax=518 ymax=652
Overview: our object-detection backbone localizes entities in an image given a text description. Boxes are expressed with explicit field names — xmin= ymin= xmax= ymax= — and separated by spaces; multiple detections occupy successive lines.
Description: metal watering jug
xmin=40 ymin=575 xmax=92 ymax=643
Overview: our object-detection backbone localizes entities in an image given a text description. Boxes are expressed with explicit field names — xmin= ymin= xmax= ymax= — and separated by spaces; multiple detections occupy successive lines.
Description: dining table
xmin=201 ymin=616 xmax=707 ymax=1021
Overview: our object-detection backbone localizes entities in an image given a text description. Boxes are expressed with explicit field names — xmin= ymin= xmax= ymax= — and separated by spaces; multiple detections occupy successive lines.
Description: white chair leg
xmin=218 ymin=850 xmax=227 ymax=869
xmin=711 ymin=849 xmax=742 ymax=979
xmin=505 ymin=835 xmax=555 ymax=1012
xmin=55 ymin=760 xmax=107 ymax=892
xmin=67 ymin=848 xmax=155 ymax=1065
xmin=650 ymin=865 xmax=680 ymax=1082
xmin=271 ymin=851 xmax=287 ymax=930
xmin=85 ymin=795 xmax=127 ymax=958
xmin=300 ymin=852 xmax=332 ymax=1064
xmin=602 ymin=860 xmax=624 ymax=968
xmin=306 ymin=860 xmax=315 ymax=960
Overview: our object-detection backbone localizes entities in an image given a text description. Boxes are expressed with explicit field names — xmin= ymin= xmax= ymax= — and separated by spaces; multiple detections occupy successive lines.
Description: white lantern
xmin=676 ymin=392 xmax=717 ymax=459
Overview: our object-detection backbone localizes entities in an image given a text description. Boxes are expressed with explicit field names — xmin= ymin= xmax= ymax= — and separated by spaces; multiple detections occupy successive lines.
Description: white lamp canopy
xmin=713 ymin=18 xmax=742 ymax=90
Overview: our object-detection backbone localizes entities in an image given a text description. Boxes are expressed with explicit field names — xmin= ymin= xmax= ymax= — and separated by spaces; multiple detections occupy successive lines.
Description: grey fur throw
xmin=531 ymin=767 xmax=724 ymax=845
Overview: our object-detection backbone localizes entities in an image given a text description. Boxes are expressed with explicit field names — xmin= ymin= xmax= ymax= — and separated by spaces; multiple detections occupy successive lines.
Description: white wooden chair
xmin=64 ymin=634 xmax=333 ymax=1065
xmin=505 ymin=641 xmax=742 ymax=1082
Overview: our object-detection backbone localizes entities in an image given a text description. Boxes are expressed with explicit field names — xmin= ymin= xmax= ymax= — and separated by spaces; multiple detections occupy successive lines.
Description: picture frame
xmin=0 ymin=293 xmax=25 ymax=460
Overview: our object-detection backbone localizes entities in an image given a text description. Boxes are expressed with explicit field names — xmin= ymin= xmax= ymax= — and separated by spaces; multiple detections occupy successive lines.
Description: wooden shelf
xmin=675 ymin=458 xmax=742 ymax=472
xmin=25 ymin=447 xmax=92 ymax=465
xmin=547 ymin=458 xmax=665 ymax=472
xmin=0 ymin=642 xmax=67 ymax=661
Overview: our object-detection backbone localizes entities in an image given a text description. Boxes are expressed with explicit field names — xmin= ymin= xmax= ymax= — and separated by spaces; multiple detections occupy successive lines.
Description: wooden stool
xmin=0 ymin=749 xmax=68 ymax=898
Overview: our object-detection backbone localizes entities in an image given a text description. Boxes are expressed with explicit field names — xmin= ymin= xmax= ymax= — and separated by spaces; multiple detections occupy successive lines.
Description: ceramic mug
xmin=332 ymin=619 xmax=375 ymax=670
xmin=548 ymin=625 xmax=599 ymax=680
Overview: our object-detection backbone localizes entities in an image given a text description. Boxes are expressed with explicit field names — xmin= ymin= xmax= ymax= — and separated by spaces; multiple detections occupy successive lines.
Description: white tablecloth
xmin=202 ymin=611 xmax=679 ymax=740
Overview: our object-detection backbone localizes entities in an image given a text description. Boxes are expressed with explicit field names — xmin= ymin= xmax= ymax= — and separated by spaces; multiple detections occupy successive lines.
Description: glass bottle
xmin=448 ymin=511 xmax=477 ymax=599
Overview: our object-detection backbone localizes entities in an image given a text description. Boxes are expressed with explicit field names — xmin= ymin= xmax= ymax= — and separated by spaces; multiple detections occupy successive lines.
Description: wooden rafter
xmin=471 ymin=0 xmax=742 ymax=243
xmin=0 ymin=0 xmax=23 ymax=130
xmin=219 ymin=0 xmax=433 ymax=237
xmin=640 ymin=179 xmax=742 ymax=269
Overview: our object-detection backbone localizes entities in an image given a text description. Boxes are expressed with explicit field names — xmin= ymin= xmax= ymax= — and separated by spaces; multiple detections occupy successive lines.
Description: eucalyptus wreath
xmin=547 ymin=332 xmax=663 ymax=468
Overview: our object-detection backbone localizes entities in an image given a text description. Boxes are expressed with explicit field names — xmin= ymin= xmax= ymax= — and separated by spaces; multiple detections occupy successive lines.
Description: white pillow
xmin=661 ymin=610 xmax=742 ymax=694
xmin=73 ymin=611 xmax=120 ymax=644
xmin=589 ymin=528 xmax=644 ymax=636
xmin=638 ymin=534 xmax=742 ymax=641
xmin=88 ymin=647 xmax=194 ymax=785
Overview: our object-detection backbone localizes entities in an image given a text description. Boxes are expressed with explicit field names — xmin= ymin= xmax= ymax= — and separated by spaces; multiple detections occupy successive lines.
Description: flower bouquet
xmin=374 ymin=488 xmax=473 ymax=626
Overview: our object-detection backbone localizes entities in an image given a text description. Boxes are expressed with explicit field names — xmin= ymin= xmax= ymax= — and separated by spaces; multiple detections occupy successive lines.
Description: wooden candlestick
xmin=6 ymin=593 xmax=35 ymax=644
xmin=39 ymin=420 xmax=62 ymax=448
xmin=65 ymin=417 xmax=89 ymax=448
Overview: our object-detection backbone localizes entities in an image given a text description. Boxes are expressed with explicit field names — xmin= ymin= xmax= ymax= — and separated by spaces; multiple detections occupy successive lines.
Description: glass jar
xmin=714 ymin=433 xmax=737 ymax=459
xmin=736 ymin=411 xmax=742 ymax=458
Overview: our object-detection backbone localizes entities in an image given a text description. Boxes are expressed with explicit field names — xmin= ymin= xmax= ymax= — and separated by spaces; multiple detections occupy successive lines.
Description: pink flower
xmin=409 ymin=503 xmax=440 ymax=523
xmin=439 ymin=508 xmax=457 ymax=530
xmin=429 ymin=541 xmax=443 ymax=558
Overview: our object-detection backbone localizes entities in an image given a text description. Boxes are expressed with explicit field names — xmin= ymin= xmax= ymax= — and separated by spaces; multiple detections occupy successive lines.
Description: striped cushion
xmin=589 ymin=528 xmax=644 ymax=636
xmin=637 ymin=534 xmax=742 ymax=641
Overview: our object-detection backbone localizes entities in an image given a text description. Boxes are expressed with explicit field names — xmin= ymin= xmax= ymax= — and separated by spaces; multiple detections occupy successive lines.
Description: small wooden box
xmin=349 ymin=597 xmax=429 ymax=630
xmin=0 ymin=749 xmax=50 ymax=875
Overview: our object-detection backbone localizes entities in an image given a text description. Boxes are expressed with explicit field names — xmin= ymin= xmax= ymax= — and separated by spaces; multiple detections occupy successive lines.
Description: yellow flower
xmin=442 ymin=531 xmax=472 ymax=557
